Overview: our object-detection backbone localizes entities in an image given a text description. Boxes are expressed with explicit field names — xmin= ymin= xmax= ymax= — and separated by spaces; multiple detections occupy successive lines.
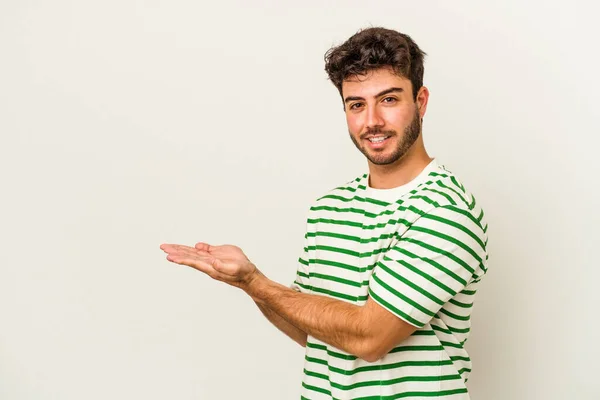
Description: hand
xmin=160 ymin=242 xmax=258 ymax=289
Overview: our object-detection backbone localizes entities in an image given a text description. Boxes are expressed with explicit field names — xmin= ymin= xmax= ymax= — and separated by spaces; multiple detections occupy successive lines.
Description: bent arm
xmin=254 ymin=301 xmax=307 ymax=347
xmin=245 ymin=271 xmax=416 ymax=362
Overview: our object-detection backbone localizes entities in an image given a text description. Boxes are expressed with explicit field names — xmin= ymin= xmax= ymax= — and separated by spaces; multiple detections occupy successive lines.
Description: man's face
xmin=342 ymin=67 xmax=423 ymax=166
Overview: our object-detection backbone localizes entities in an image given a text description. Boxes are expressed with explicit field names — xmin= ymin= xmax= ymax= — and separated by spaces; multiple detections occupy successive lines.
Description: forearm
xmin=246 ymin=271 xmax=370 ymax=358
xmin=254 ymin=301 xmax=307 ymax=347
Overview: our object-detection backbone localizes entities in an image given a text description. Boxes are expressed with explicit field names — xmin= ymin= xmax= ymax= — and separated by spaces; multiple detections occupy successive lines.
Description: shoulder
xmin=407 ymin=163 xmax=488 ymax=241
xmin=412 ymin=163 xmax=483 ymax=213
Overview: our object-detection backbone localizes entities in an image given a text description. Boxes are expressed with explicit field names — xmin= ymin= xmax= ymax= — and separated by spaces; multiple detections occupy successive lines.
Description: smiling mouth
xmin=367 ymin=136 xmax=391 ymax=143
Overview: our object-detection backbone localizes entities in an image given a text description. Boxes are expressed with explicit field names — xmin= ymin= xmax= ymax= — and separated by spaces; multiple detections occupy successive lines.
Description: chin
xmin=370 ymin=159 xmax=397 ymax=166
xmin=367 ymin=150 xmax=407 ymax=166
xmin=367 ymin=155 xmax=398 ymax=166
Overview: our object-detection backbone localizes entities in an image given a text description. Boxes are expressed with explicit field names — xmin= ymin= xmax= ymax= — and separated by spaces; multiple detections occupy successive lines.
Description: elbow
xmin=355 ymin=330 xmax=414 ymax=362
xmin=360 ymin=353 xmax=380 ymax=363
xmin=360 ymin=348 xmax=386 ymax=363
xmin=355 ymin=339 xmax=387 ymax=363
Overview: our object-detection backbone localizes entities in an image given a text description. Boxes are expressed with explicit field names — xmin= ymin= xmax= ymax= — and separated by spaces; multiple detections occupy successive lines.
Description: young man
xmin=161 ymin=27 xmax=489 ymax=399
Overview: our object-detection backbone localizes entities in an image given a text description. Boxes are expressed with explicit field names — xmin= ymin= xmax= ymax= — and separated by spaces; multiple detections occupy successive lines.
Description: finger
xmin=161 ymin=243 xmax=196 ymax=252
xmin=160 ymin=243 xmax=191 ymax=254
xmin=161 ymin=244 xmax=206 ymax=257
xmin=194 ymin=242 xmax=212 ymax=252
xmin=167 ymin=254 xmax=234 ymax=282
xmin=167 ymin=253 xmax=215 ymax=274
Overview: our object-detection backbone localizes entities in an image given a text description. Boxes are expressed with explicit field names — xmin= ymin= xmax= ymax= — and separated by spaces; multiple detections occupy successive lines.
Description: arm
xmin=160 ymin=242 xmax=414 ymax=362
xmin=254 ymin=301 xmax=307 ymax=347
xmin=161 ymin=206 xmax=485 ymax=361
xmin=245 ymin=271 xmax=416 ymax=362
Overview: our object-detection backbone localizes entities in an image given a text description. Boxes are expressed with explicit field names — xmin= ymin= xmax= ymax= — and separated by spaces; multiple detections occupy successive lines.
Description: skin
xmin=161 ymin=67 xmax=433 ymax=362
xmin=343 ymin=66 xmax=432 ymax=189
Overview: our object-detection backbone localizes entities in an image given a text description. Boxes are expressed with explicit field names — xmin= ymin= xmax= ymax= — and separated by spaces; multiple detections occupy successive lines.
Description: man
xmin=161 ymin=27 xmax=489 ymax=399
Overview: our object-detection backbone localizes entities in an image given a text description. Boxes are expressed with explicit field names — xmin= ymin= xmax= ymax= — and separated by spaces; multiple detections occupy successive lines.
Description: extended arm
xmin=161 ymin=205 xmax=484 ymax=362
xmin=160 ymin=242 xmax=416 ymax=362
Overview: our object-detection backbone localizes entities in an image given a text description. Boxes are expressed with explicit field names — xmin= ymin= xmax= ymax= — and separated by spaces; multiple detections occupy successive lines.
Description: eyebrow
xmin=343 ymin=87 xmax=404 ymax=103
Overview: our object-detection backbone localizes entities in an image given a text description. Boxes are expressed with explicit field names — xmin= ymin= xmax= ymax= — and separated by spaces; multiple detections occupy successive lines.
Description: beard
xmin=349 ymin=108 xmax=422 ymax=166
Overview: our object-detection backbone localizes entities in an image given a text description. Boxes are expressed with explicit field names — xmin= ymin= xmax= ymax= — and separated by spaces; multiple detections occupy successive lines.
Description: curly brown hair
xmin=324 ymin=27 xmax=426 ymax=101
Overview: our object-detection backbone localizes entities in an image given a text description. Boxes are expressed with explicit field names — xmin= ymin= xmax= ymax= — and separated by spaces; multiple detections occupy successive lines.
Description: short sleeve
xmin=368 ymin=205 xmax=487 ymax=328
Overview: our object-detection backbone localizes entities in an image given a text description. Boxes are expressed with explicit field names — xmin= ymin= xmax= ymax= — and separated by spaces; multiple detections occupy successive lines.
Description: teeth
xmin=369 ymin=136 xmax=387 ymax=143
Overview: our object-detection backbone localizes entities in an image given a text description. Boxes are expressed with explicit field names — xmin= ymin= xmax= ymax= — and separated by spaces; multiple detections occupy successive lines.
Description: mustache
xmin=360 ymin=128 xmax=396 ymax=139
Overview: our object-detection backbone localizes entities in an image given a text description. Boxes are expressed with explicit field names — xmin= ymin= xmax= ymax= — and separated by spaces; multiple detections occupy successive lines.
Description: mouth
xmin=364 ymin=135 xmax=392 ymax=148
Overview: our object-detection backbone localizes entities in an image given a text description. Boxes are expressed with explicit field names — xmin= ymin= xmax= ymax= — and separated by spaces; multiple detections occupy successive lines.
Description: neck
xmin=368 ymin=140 xmax=432 ymax=189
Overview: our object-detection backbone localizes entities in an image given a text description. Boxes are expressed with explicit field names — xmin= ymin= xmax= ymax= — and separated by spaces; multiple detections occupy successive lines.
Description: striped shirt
xmin=291 ymin=159 xmax=489 ymax=400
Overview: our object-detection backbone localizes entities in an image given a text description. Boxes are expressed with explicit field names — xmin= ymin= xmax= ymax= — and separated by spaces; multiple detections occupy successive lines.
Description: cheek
xmin=382 ymin=108 xmax=412 ymax=129
xmin=346 ymin=114 xmax=363 ymax=134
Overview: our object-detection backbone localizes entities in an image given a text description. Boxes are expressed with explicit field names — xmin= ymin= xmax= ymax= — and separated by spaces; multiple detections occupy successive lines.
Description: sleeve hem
xmin=368 ymin=287 xmax=425 ymax=329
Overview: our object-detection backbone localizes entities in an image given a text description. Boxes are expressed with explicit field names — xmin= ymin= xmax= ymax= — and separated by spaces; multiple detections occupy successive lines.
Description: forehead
xmin=341 ymin=67 xmax=411 ymax=98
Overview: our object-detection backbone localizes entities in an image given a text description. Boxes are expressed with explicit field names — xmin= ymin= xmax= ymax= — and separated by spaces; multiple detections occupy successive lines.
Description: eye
xmin=349 ymin=102 xmax=364 ymax=110
xmin=382 ymin=97 xmax=397 ymax=104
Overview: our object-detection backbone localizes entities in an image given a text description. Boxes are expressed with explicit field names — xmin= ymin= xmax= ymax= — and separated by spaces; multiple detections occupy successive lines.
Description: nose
xmin=365 ymin=105 xmax=384 ymax=130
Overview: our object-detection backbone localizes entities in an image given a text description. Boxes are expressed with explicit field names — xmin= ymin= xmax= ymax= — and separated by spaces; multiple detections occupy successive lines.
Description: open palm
xmin=160 ymin=242 xmax=256 ymax=288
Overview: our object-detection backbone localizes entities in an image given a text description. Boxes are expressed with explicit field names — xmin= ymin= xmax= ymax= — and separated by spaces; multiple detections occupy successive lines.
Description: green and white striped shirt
xmin=292 ymin=159 xmax=489 ymax=400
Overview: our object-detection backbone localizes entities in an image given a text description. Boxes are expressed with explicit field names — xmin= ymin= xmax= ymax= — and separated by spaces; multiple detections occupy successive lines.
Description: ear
xmin=416 ymin=86 xmax=430 ymax=119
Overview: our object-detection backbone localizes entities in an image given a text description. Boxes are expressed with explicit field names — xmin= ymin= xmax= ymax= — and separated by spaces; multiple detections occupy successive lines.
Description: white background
xmin=1 ymin=1 xmax=598 ymax=399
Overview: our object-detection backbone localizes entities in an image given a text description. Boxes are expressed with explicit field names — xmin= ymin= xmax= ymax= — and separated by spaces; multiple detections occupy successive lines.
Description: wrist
xmin=241 ymin=264 xmax=265 ymax=299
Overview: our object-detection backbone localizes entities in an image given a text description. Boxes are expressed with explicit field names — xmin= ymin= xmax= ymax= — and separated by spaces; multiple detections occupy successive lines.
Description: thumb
xmin=195 ymin=242 xmax=212 ymax=252
xmin=211 ymin=258 xmax=237 ymax=276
